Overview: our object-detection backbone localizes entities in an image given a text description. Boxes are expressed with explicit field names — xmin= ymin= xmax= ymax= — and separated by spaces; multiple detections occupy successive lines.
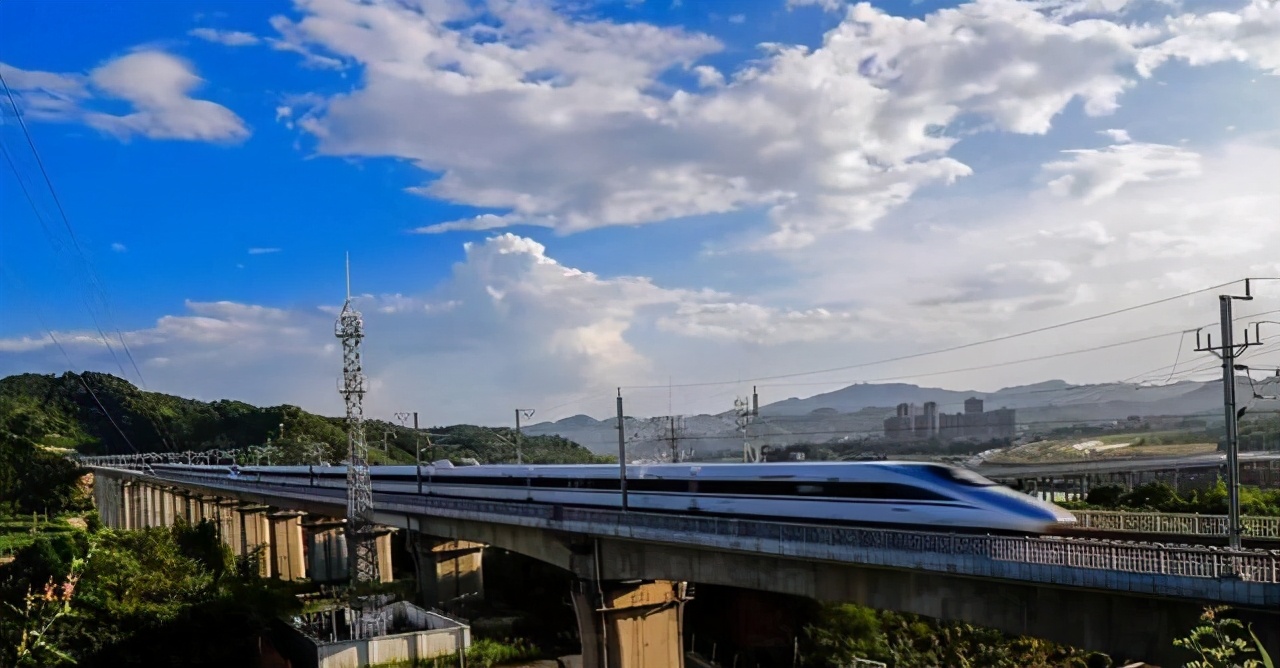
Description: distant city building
xmin=883 ymin=397 xmax=1015 ymax=442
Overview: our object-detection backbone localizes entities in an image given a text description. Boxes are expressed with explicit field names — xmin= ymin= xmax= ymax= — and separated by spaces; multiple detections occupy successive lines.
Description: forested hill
xmin=0 ymin=371 xmax=607 ymax=465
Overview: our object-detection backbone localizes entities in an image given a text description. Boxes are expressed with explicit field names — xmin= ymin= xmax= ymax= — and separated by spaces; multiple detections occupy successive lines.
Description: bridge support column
xmin=125 ymin=481 xmax=139 ymax=527
xmin=304 ymin=517 xmax=348 ymax=584
xmin=235 ymin=505 xmax=271 ymax=577
xmin=116 ymin=480 xmax=133 ymax=530
xmin=408 ymin=534 xmax=485 ymax=610
xmin=150 ymin=485 xmax=163 ymax=526
xmin=569 ymin=579 xmax=690 ymax=668
xmin=215 ymin=500 xmax=239 ymax=549
xmin=92 ymin=473 xmax=124 ymax=529
xmin=267 ymin=510 xmax=307 ymax=581
xmin=375 ymin=528 xmax=395 ymax=584
xmin=137 ymin=483 xmax=152 ymax=527
xmin=159 ymin=488 xmax=174 ymax=526
xmin=569 ymin=549 xmax=690 ymax=668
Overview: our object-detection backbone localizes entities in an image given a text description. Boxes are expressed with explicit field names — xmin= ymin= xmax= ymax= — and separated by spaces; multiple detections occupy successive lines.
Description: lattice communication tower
xmin=336 ymin=256 xmax=379 ymax=584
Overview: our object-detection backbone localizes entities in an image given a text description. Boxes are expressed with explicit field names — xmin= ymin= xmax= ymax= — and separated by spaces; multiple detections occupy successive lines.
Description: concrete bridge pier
xmin=408 ymin=534 xmax=485 ymax=610
xmin=215 ymin=499 xmax=239 ymax=548
xmin=235 ymin=504 xmax=272 ymax=576
xmin=304 ymin=517 xmax=349 ymax=583
xmin=569 ymin=550 xmax=690 ymax=668
xmin=267 ymin=510 xmax=308 ymax=580
xmin=374 ymin=528 xmax=395 ymax=584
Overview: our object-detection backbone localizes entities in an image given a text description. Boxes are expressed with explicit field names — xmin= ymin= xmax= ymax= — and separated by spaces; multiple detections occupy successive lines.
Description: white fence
xmin=1073 ymin=510 xmax=1280 ymax=538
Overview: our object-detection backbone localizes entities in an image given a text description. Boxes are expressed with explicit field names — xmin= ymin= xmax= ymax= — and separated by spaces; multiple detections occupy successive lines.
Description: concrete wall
xmin=312 ymin=606 xmax=471 ymax=668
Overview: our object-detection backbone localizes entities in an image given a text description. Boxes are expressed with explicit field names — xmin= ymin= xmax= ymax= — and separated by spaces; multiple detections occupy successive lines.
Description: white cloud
xmin=8 ymin=0 xmax=1280 ymax=427
xmin=189 ymin=28 xmax=261 ymax=46
xmin=273 ymin=0 xmax=1180 ymax=250
xmin=85 ymin=51 xmax=250 ymax=142
xmin=248 ymin=247 xmax=282 ymax=255
xmin=657 ymin=303 xmax=890 ymax=345
xmin=1100 ymin=128 xmax=1132 ymax=143
xmin=787 ymin=0 xmax=844 ymax=11
xmin=1140 ymin=0 xmax=1280 ymax=75
xmin=111 ymin=242 xmax=127 ymax=253
xmin=769 ymin=137 xmax=1280 ymax=340
xmin=728 ymin=14 xmax=746 ymax=24
xmin=0 ymin=63 xmax=89 ymax=121
xmin=1 ymin=51 xmax=248 ymax=143
xmin=1042 ymin=139 xmax=1202 ymax=203
xmin=0 ymin=234 xmax=899 ymax=422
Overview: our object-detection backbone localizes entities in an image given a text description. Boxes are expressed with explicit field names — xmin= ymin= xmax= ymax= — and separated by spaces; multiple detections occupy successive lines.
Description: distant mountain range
xmin=523 ymin=378 xmax=1271 ymax=456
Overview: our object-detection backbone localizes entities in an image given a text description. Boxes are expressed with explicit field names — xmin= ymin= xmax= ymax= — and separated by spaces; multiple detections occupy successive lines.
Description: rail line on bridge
xmin=106 ymin=467 xmax=1280 ymax=594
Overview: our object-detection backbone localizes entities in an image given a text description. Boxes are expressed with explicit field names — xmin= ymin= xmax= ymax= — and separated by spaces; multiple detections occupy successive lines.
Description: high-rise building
xmin=883 ymin=396 xmax=1015 ymax=442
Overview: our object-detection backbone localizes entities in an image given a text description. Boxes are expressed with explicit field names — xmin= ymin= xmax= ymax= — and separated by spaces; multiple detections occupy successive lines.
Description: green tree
xmin=1174 ymin=606 xmax=1275 ymax=668
xmin=802 ymin=603 xmax=891 ymax=665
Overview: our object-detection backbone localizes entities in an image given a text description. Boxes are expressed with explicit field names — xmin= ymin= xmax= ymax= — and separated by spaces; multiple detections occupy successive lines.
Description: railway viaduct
xmin=90 ymin=465 xmax=1280 ymax=668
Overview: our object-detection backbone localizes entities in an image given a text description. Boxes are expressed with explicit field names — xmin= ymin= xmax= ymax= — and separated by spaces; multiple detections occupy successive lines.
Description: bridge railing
xmin=1072 ymin=510 xmax=1280 ymax=539
xmin=547 ymin=507 xmax=1280 ymax=584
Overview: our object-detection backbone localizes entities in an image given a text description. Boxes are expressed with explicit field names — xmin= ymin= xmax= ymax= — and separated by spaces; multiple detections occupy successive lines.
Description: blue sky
xmin=2 ymin=0 xmax=1280 ymax=425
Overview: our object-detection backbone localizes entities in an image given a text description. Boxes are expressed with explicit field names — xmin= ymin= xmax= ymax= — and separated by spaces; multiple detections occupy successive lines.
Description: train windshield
xmin=922 ymin=465 xmax=997 ymax=487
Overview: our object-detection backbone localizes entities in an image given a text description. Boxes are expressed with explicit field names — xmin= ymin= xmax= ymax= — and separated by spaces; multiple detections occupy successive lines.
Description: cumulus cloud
xmin=85 ymin=51 xmax=250 ymax=142
xmin=1042 ymin=139 xmax=1202 ymax=203
xmin=110 ymin=242 xmax=128 ymax=253
xmin=772 ymin=137 xmax=1280 ymax=340
xmin=0 ymin=51 xmax=248 ymax=143
xmin=0 ymin=234 xmax=882 ymax=422
xmin=189 ymin=28 xmax=261 ymax=46
xmin=270 ymin=0 xmax=1187 ymax=250
xmin=1140 ymin=0 xmax=1280 ymax=75
xmin=248 ymin=247 xmax=282 ymax=255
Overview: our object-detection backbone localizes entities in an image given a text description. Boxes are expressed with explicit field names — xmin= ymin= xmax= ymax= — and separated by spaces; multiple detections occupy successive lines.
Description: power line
xmin=0 ymin=265 xmax=140 ymax=454
xmin=754 ymin=329 xmax=1187 ymax=390
xmin=0 ymin=71 xmax=146 ymax=388
xmin=624 ymin=280 xmax=1248 ymax=390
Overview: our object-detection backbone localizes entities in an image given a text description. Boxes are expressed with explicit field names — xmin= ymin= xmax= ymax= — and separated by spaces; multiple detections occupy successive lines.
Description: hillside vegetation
xmin=0 ymin=371 xmax=608 ymax=466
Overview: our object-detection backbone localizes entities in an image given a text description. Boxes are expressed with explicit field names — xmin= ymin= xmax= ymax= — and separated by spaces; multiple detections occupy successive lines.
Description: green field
xmin=0 ymin=513 xmax=84 ymax=556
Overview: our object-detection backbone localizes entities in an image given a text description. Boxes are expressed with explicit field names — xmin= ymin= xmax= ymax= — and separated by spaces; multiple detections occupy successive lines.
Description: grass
xmin=0 ymin=513 xmax=85 ymax=556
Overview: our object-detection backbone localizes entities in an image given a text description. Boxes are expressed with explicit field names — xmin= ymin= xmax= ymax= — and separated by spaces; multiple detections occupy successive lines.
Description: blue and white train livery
xmin=151 ymin=460 xmax=1076 ymax=535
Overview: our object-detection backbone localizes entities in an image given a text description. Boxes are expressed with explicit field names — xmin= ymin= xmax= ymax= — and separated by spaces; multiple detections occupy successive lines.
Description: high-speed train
xmin=151 ymin=460 xmax=1076 ymax=535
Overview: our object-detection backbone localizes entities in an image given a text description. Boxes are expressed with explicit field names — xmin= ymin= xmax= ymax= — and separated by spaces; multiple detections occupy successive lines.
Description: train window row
xmin=356 ymin=473 xmax=953 ymax=502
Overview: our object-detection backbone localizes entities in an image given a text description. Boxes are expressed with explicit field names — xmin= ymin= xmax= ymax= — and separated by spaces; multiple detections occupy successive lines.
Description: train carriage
xmin=150 ymin=460 xmax=1076 ymax=534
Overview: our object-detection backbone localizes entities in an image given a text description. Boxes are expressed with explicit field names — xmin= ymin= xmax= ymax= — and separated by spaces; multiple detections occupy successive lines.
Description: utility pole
xmin=735 ymin=395 xmax=753 ymax=463
xmin=616 ymin=389 xmax=628 ymax=510
xmin=515 ymin=408 xmax=535 ymax=465
xmin=1195 ymin=280 xmax=1259 ymax=550
xmin=336 ymin=253 xmax=379 ymax=586
xmin=664 ymin=415 xmax=686 ymax=463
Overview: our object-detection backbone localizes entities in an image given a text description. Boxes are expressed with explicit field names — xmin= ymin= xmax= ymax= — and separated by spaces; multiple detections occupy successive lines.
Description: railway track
xmin=1063 ymin=527 xmax=1280 ymax=550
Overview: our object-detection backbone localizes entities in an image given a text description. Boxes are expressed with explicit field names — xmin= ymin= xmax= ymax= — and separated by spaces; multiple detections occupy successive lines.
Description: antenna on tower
xmin=336 ymin=254 xmax=379 ymax=589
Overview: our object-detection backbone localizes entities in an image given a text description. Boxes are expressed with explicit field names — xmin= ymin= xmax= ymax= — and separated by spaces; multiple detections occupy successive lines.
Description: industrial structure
xmin=882 ymin=398 xmax=1016 ymax=442
xmin=336 ymin=255 xmax=379 ymax=584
